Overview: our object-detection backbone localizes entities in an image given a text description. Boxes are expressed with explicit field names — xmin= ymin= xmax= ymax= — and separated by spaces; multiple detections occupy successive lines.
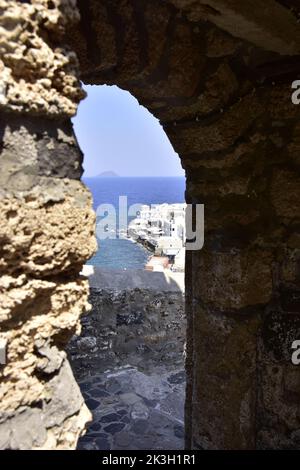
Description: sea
xmin=83 ymin=176 xmax=185 ymax=269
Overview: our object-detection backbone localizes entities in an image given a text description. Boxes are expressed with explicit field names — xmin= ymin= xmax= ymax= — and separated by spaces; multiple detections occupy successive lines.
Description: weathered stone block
xmin=191 ymin=306 xmax=260 ymax=449
xmin=257 ymin=312 xmax=300 ymax=449
xmin=0 ymin=183 xmax=96 ymax=277
xmin=270 ymin=170 xmax=300 ymax=219
xmin=194 ymin=249 xmax=273 ymax=310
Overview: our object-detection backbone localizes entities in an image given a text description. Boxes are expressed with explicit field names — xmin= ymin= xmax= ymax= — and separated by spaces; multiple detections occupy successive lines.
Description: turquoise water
xmin=84 ymin=177 xmax=185 ymax=269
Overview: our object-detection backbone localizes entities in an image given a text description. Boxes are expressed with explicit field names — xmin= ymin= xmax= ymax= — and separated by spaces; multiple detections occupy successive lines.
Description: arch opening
xmin=67 ymin=84 xmax=187 ymax=451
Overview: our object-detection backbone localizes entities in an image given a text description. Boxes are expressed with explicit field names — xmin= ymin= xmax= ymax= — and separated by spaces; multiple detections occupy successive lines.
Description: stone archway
xmin=0 ymin=0 xmax=300 ymax=450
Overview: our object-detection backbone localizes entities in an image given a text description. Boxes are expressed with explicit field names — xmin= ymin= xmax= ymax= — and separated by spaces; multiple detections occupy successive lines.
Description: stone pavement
xmin=77 ymin=366 xmax=185 ymax=450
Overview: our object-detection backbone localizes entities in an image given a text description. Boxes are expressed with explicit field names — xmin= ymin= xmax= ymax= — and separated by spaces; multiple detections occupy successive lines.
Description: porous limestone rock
xmin=0 ymin=173 xmax=96 ymax=448
xmin=0 ymin=0 xmax=96 ymax=447
xmin=0 ymin=0 xmax=84 ymax=117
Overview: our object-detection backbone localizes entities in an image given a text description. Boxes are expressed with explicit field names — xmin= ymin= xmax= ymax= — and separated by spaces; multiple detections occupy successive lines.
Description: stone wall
xmin=0 ymin=0 xmax=96 ymax=449
xmin=1 ymin=0 xmax=300 ymax=450
xmin=67 ymin=268 xmax=185 ymax=380
xmin=69 ymin=0 xmax=300 ymax=450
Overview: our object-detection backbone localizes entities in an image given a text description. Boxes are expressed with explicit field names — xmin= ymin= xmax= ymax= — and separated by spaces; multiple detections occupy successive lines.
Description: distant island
xmin=95 ymin=171 xmax=120 ymax=178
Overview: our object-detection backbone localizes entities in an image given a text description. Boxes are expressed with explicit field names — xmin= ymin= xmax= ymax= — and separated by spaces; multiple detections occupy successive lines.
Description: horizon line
xmin=83 ymin=175 xmax=186 ymax=178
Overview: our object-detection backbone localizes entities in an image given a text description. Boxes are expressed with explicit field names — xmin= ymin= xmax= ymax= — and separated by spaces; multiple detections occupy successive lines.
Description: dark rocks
xmin=77 ymin=366 xmax=185 ymax=450
xmin=101 ymin=413 xmax=120 ymax=423
xmin=117 ymin=311 xmax=144 ymax=326
xmin=103 ymin=423 xmax=125 ymax=434
xmin=168 ymin=371 xmax=186 ymax=384
xmin=89 ymin=422 xmax=101 ymax=432
xmin=85 ymin=398 xmax=100 ymax=411
xmin=132 ymin=420 xmax=149 ymax=434
xmin=95 ymin=438 xmax=110 ymax=450
xmin=89 ymin=388 xmax=110 ymax=398
xmin=67 ymin=275 xmax=185 ymax=377
xmin=105 ymin=379 xmax=121 ymax=394
xmin=174 ymin=425 xmax=184 ymax=439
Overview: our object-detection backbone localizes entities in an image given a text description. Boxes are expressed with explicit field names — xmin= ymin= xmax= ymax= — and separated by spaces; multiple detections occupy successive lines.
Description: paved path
xmin=77 ymin=366 xmax=185 ymax=450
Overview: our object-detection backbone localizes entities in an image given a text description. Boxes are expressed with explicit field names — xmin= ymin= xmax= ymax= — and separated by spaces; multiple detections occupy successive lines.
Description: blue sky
xmin=72 ymin=84 xmax=184 ymax=177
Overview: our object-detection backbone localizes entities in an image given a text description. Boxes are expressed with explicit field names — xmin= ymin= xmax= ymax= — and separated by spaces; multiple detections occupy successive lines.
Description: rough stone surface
xmin=67 ymin=268 xmax=185 ymax=377
xmin=0 ymin=2 xmax=96 ymax=446
xmin=68 ymin=0 xmax=300 ymax=449
xmin=0 ymin=113 xmax=84 ymax=193
xmin=0 ymin=0 xmax=84 ymax=117
xmin=170 ymin=0 xmax=300 ymax=54
xmin=76 ymin=366 xmax=185 ymax=450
